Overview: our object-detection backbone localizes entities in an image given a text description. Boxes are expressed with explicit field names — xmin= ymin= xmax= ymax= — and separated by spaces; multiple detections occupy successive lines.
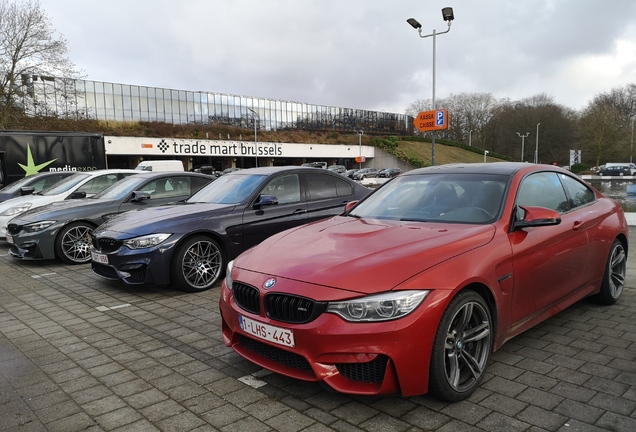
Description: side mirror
xmin=344 ymin=201 xmax=358 ymax=213
xmin=254 ymin=194 xmax=278 ymax=209
xmin=513 ymin=206 xmax=561 ymax=230
xmin=69 ymin=191 xmax=87 ymax=199
xmin=20 ymin=186 xmax=35 ymax=196
xmin=131 ymin=191 xmax=151 ymax=202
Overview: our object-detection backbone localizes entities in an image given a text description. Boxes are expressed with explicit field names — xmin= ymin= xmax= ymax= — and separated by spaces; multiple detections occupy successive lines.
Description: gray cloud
xmin=40 ymin=0 xmax=636 ymax=114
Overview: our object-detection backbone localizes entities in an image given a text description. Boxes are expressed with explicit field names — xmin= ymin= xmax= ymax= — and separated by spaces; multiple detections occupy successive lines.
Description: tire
xmin=171 ymin=235 xmax=223 ymax=292
xmin=428 ymin=290 xmax=493 ymax=402
xmin=594 ymin=239 xmax=626 ymax=305
xmin=55 ymin=222 xmax=95 ymax=264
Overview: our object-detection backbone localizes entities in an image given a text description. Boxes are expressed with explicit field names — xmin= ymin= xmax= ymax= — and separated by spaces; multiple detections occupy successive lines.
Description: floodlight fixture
xmin=407 ymin=18 xmax=422 ymax=29
xmin=442 ymin=7 xmax=454 ymax=22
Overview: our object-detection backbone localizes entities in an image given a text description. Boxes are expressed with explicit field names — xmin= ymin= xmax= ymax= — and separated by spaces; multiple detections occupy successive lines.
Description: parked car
xmin=90 ymin=166 xmax=371 ymax=292
xmin=219 ymin=162 xmax=628 ymax=400
xmin=327 ymin=165 xmax=347 ymax=174
xmin=353 ymin=168 xmax=379 ymax=180
xmin=597 ymin=165 xmax=631 ymax=176
xmin=0 ymin=169 xmax=138 ymax=238
xmin=345 ymin=169 xmax=359 ymax=179
xmin=0 ymin=171 xmax=76 ymax=203
xmin=378 ymin=167 xmax=403 ymax=178
xmin=220 ymin=167 xmax=242 ymax=175
xmin=6 ymin=172 xmax=214 ymax=264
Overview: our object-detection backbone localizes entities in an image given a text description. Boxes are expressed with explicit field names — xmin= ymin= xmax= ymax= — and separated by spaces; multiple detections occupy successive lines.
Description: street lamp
xmin=516 ymin=132 xmax=529 ymax=162
xmin=484 ymin=150 xmax=489 ymax=163
xmin=247 ymin=107 xmax=259 ymax=167
xmin=468 ymin=129 xmax=472 ymax=147
xmin=357 ymin=130 xmax=364 ymax=170
xmin=535 ymin=123 xmax=540 ymax=164
xmin=630 ymin=116 xmax=635 ymax=164
xmin=407 ymin=7 xmax=455 ymax=166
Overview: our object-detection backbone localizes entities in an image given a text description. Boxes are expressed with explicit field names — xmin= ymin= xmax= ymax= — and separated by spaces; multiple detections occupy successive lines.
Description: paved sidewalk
xmin=0 ymin=230 xmax=635 ymax=432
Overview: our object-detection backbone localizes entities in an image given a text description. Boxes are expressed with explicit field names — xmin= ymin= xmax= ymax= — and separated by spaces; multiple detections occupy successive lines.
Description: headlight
xmin=123 ymin=233 xmax=171 ymax=249
xmin=326 ymin=290 xmax=429 ymax=322
xmin=225 ymin=260 xmax=234 ymax=290
xmin=23 ymin=220 xmax=56 ymax=232
xmin=1 ymin=203 xmax=33 ymax=216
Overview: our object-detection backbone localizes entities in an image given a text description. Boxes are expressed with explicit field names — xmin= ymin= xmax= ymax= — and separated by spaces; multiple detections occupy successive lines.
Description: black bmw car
xmin=6 ymin=172 xmax=214 ymax=264
xmin=90 ymin=166 xmax=371 ymax=292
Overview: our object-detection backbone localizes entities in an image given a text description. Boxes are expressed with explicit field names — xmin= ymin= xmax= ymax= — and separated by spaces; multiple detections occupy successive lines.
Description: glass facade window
xmin=10 ymin=75 xmax=414 ymax=135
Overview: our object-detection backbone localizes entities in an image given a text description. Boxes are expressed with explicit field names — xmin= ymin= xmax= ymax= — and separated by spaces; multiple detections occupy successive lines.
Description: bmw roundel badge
xmin=263 ymin=278 xmax=276 ymax=290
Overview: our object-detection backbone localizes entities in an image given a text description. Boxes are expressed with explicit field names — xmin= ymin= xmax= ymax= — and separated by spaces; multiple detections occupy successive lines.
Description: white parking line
xmin=31 ymin=273 xmax=57 ymax=279
xmin=95 ymin=303 xmax=131 ymax=312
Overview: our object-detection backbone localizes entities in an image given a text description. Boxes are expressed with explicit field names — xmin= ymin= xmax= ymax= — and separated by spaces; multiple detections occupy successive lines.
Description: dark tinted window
xmin=559 ymin=174 xmax=595 ymax=209
xmin=262 ymin=174 xmax=300 ymax=204
xmin=335 ymin=176 xmax=354 ymax=197
xmin=306 ymin=172 xmax=338 ymax=200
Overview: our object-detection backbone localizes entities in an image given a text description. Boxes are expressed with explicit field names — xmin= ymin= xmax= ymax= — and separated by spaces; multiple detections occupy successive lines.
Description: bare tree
xmin=0 ymin=0 xmax=80 ymax=128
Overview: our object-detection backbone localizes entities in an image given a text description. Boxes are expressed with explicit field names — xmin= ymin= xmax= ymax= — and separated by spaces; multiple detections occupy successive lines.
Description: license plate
xmin=239 ymin=315 xmax=295 ymax=348
xmin=6 ymin=235 xmax=13 ymax=244
xmin=91 ymin=251 xmax=109 ymax=264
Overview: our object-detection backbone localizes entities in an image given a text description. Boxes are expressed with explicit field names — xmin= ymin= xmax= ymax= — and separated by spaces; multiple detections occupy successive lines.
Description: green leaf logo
xmin=17 ymin=145 xmax=57 ymax=176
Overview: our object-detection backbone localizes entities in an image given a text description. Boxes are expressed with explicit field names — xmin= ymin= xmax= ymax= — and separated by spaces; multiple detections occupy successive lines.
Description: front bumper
xmin=219 ymin=270 xmax=450 ymax=397
xmin=90 ymin=237 xmax=180 ymax=286
xmin=7 ymin=226 xmax=59 ymax=260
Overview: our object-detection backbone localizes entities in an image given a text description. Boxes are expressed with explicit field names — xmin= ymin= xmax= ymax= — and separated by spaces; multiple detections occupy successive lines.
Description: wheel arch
xmin=169 ymin=230 xmax=230 ymax=279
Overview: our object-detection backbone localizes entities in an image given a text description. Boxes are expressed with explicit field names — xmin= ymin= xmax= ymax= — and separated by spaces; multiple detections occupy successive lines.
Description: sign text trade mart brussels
xmin=105 ymin=136 xmax=374 ymax=159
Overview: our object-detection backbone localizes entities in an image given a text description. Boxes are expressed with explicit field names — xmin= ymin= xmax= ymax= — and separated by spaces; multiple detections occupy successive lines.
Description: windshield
xmin=0 ymin=175 xmax=34 ymax=193
xmin=349 ymin=173 xmax=508 ymax=224
xmin=41 ymin=173 xmax=91 ymax=196
xmin=187 ymin=173 xmax=266 ymax=204
xmin=92 ymin=176 xmax=147 ymax=200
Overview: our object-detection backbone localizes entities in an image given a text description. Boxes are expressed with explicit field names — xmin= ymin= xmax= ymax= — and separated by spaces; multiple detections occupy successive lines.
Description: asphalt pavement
xmin=0 ymin=229 xmax=635 ymax=432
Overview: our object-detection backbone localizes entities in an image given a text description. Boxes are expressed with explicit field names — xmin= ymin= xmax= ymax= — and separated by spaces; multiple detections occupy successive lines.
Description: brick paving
xmin=0 ymin=229 xmax=635 ymax=432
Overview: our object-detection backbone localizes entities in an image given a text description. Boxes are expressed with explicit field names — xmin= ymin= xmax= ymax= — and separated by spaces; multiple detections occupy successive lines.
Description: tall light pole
xmin=630 ymin=116 xmax=635 ymax=164
xmin=535 ymin=123 xmax=540 ymax=164
xmin=407 ymin=7 xmax=455 ymax=167
xmin=484 ymin=150 xmax=489 ymax=163
xmin=516 ymin=132 xmax=529 ymax=162
xmin=357 ymin=130 xmax=364 ymax=170
xmin=247 ymin=107 xmax=259 ymax=167
xmin=469 ymin=129 xmax=472 ymax=147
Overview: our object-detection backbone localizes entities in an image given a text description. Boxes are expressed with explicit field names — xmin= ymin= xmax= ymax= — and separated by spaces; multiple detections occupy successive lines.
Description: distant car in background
xmin=353 ymin=168 xmax=379 ymax=180
xmin=597 ymin=166 xmax=631 ymax=176
xmin=327 ymin=165 xmax=346 ymax=174
xmin=345 ymin=169 xmax=359 ymax=179
xmin=0 ymin=171 xmax=75 ymax=203
xmin=378 ymin=168 xmax=403 ymax=178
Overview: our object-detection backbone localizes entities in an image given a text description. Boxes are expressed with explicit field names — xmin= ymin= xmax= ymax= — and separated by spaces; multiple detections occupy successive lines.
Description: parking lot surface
xmin=1 ymin=229 xmax=636 ymax=432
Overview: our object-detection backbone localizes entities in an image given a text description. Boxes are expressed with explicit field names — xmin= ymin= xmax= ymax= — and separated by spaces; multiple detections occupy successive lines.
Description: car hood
xmin=11 ymin=198 xmax=115 ymax=224
xmin=95 ymin=202 xmax=235 ymax=237
xmin=0 ymin=193 xmax=62 ymax=213
xmin=235 ymin=216 xmax=496 ymax=294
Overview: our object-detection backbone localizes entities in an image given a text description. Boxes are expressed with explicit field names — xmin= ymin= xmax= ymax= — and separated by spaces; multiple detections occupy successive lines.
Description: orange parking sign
xmin=414 ymin=109 xmax=449 ymax=132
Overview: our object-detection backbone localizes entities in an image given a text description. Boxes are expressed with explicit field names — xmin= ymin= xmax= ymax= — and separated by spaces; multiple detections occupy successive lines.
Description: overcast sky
xmin=38 ymin=0 xmax=636 ymax=115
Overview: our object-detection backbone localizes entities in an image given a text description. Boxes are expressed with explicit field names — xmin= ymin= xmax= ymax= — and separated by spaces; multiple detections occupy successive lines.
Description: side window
xmin=190 ymin=177 xmax=213 ymax=195
xmin=516 ymin=172 xmax=569 ymax=213
xmin=263 ymin=174 xmax=300 ymax=204
xmin=77 ymin=174 xmax=119 ymax=196
xmin=334 ymin=176 xmax=354 ymax=197
xmin=306 ymin=172 xmax=338 ymax=200
xmin=559 ymin=174 xmax=595 ymax=209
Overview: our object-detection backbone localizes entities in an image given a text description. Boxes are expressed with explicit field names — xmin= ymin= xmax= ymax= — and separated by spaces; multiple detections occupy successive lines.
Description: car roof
xmin=123 ymin=171 xmax=215 ymax=179
xmin=226 ymin=166 xmax=340 ymax=175
xmin=404 ymin=162 xmax=562 ymax=177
